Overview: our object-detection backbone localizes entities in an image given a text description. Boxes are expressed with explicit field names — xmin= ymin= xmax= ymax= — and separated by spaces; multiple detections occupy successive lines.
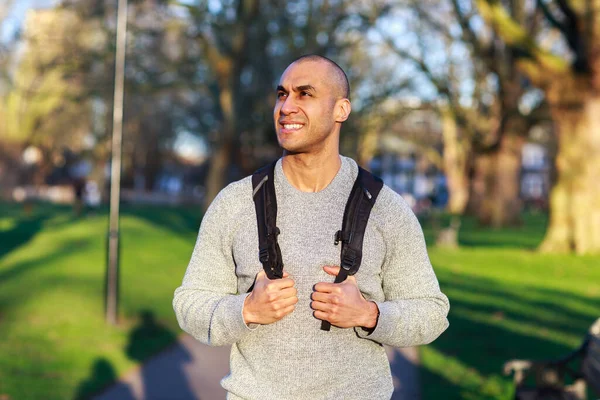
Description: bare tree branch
xmin=536 ymin=0 xmax=566 ymax=32
xmin=377 ymin=29 xmax=451 ymax=98
xmin=449 ymin=0 xmax=484 ymax=55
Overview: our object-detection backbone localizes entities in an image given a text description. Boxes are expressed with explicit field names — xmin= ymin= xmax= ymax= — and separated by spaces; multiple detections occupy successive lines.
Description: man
xmin=173 ymin=55 xmax=449 ymax=399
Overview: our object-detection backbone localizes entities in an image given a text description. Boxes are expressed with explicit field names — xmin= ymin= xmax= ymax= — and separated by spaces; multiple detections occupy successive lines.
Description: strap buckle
xmin=267 ymin=226 xmax=281 ymax=238
xmin=259 ymin=248 xmax=269 ymax=263
xmin=341 ymin=248 xmax=357 ymax=271
xmin=334 ymin=230 xmax=351 ymax=246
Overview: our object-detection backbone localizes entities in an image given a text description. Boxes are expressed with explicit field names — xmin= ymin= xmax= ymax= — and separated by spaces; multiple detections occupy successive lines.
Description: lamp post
xmin=106 ymin=0 xmax=128 ymax=325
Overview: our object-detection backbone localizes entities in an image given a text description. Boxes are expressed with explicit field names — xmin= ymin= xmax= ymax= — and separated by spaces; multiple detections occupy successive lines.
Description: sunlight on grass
xmin=420 ymin=214 xmax=600 ymax=400
xmin=0 ymin=202 xmax=200 ymax=400
xmin=450 ymin=307 xmax=581 ymax=348
xmin=421 ymin=346 xmax=512 ymax=400
xmin=1 ymin=205 xmax=599 ymax=399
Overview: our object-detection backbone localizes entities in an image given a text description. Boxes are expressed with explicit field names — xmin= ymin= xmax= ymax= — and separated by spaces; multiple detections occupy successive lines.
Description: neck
xmin=281 ymin=151 xmax=342 ymax=192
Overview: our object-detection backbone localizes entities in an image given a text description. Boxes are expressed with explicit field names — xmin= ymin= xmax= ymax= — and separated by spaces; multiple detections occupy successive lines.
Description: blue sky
xmin=1 ymin=0 xmax=56 ymax=43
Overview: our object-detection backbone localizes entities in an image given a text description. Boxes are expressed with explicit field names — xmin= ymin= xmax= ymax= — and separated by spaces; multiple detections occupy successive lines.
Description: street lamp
xmin=106 ymin=0 xmax=128 ymax=325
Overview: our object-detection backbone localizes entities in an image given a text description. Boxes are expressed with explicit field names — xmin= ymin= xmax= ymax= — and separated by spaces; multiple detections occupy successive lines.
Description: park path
xmin=94 ymin=334 xmax=420 ymax=400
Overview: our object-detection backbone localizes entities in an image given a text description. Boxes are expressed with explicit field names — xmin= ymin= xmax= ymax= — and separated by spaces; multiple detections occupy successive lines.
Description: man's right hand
xmin=243 ymin=270 xmax=298 ymax=325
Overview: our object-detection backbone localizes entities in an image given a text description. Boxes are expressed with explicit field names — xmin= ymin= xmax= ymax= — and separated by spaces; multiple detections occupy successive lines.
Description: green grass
xmin=0 ymin=201 xmax=203 ymax=400
xmin=420 ymin=213 xmax=600 ymax=399
xmin=1 ymin=203 xmax=598 ymax=399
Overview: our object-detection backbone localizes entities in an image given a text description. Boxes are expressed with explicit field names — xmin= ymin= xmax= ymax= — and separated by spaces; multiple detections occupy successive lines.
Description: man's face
xmin=273 ymin=60 xmax=342 ymax=154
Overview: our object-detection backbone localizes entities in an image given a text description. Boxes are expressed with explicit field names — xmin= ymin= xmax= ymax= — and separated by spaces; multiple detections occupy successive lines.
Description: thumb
xmin=345 ymin=274 xmax=358 ymax=286
xmin=323 ymin=265 xmax=341 ymax=276
xmin=256 ymin=270 xmax=267 ymax=280
xmin=282 ymin=271 xmax=290 ymax=278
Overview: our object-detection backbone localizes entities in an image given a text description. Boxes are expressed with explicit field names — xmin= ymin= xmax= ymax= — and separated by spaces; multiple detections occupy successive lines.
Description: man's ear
xmin=335 ymin=98 xmax=351 ymax=123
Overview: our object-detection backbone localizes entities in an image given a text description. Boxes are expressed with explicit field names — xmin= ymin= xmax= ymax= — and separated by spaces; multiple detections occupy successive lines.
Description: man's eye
xmin=300 ymin=91 xmax=311 ymax=97
xmin=277 ymin=92 xmax=287 ymax=99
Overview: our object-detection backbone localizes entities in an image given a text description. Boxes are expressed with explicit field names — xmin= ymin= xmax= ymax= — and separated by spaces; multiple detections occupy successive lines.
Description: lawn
xmin=420 ymin=213 xmax=600 ymax=399
xmin=0 ymin=202 xmax=598 ymax=399
xmin=0 ymin=201 xmax=202 ymax=400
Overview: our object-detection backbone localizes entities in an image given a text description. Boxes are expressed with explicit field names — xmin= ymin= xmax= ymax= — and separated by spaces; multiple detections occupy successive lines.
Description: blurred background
xmin=0 ymin=0 xmax=599 ymax=399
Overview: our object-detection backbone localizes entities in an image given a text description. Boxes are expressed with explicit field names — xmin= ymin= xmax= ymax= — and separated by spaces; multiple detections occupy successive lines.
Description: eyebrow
xmin=276 ymin=84 xmax=316 ymax=93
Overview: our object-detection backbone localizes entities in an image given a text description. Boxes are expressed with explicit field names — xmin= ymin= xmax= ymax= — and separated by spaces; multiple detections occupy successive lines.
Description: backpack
xmin=251 ymin=160 xmax=383 ymax=331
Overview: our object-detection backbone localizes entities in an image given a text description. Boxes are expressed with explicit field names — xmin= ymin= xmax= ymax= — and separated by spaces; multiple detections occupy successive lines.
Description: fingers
xmin=265 ymin=296 xmax=297 ymax=320
xmin=323 ymin=265 xmax=340 ymax=276
xmin=267 ymin=277 xmax=295 ymax=290
xmin=275 ymin=295 xmax=298 ymax=309
xmin=313 ymin=282 xmax=339 ymax=293
xmin=310 ymin=291 xmax=336 ymax=304
xmin=256 ymin=270 xmax=267 ymax=279
xmin=256 ymin=270 xmax=295 ymax=290
xmin=278 ymin=286 xmax=297 ymax=299
xmin=312 ymin=310 xmax=329 ymax=322
xmin=263 ymin=286 xmax=297 ymax=303
xmin=278 ymin=304 xmax=296 ymax=318
xmin=311 ymin=290 xmax=339 ymax=316
xmin=323 ymin=266 xmax=358 ymax=284
xmin=310 ymin=292 xmax=339 ymax=311
xmin=245 ymin=272 xmax=298 ymax=324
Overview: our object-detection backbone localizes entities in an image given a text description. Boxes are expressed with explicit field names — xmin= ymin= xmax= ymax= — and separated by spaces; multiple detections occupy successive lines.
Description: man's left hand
xmin=311 ymin=266 xmax=379 ymax=329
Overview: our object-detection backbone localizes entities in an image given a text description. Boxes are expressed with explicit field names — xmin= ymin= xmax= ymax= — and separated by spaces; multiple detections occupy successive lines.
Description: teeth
xmin=283 ymin=124 xmax=302 ymax=130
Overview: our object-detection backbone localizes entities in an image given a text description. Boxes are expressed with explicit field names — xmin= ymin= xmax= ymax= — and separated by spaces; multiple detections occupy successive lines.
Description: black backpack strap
xmin=321 ymin=166 xmax=384 ymax=331
xmin=249 ymin=161 xmax=284 ymax=292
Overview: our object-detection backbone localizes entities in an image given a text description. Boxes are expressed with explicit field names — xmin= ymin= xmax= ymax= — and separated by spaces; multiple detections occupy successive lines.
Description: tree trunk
xmin=203 ymin=83 xmax=235 ymax=211
xmin=203 ymin=137 xmax=232 ymax=211
xmin=476 ymin=133 xmax=524 ymax=227
xmin=467 ymin=152 xmax=490 ymax=217
xmin=539 ymin=88 xmax=600 ymax=254
xmin=143 ymin=129 xmax=161 ymax=192
xmin=441 ymin=109 xmax=469 ymax=215
xmin=357 ymin=121 xmax=380 ymax=169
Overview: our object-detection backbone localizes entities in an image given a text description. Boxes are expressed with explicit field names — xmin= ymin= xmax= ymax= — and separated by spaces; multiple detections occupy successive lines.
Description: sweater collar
xmin=274 ymin=155 xmax=357 ymax=199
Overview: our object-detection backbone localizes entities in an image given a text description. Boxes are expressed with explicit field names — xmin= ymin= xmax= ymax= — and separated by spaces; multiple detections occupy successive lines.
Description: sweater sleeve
xmin=354 ymin=190 xmax=450 ymax=347
xmin=173 ymin=184 xmax=257 ymax=346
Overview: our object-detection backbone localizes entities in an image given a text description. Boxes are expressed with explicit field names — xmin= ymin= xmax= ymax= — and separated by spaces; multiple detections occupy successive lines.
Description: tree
xmin=10 ymin=0 xmax=196 ymax=194
xmin=476 ymin=0 xmax=600 ymax=253
xmin=0 ymin=0 xmax=15 ymax=85
xmin=376 ymin=0 xmax=545 ymax=228
xmin=179 ymin=0 xmax=383 ymax=209
xmin=1 ymin=7 xmax=94 ymax=184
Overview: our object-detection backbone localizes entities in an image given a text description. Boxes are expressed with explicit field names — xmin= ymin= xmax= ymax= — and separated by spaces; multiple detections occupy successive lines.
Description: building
xmin=520 ymin=142 xmax=551 ymax=210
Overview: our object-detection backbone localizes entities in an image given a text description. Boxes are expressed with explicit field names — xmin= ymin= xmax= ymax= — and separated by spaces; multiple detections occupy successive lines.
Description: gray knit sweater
xmin=173 ymin=156 xmax=449 ymax=399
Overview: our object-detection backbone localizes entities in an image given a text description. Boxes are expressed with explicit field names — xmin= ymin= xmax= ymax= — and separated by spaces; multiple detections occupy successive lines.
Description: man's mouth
xmin=280 ymin=123 xmax=304 ymax=132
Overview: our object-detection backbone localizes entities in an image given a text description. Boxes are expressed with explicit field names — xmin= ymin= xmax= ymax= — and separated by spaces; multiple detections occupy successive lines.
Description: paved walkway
xmin=94 ymin=334 xmax=420 ymax=400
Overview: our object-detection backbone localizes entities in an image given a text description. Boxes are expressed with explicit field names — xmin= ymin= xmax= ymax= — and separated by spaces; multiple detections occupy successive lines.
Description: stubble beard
xmin=279 ymin=126 xmax=338 ymax=157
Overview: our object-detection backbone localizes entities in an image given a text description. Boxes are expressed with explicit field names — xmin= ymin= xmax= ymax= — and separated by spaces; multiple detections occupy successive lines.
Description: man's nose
xmin=280 ymin=95 xmax=298 ymax=115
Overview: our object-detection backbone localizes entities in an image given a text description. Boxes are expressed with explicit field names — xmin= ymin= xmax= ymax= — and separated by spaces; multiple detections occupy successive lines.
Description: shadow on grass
xmin=0 ymin=239 xmax=92 ymax=285
xmin=421 ymin=272 xmax=598 ymax=400
xmin=438 ymin=272 xmax=600 ymax=339
xmin=84 ymin=311 xmax=194 ymax=400
xmin=125 ymin=311 xmax=177 ymax=363
xmin=74 ymin=358 xmax=132 ymax=400
xmin=420 ymin=365 xmax=470 ymax=400
xmin=0 ymin=201 xmax=90 ymax=262
xmin=125 ymin=310 xmax=195 ymax=399
xmin=121 ymin=205 xmax=202 ymax=237
xmin=0 ymin=206 xmax=51 ymax=260
xmin=420 ymin=212 xmax=549 ymax=250
xmin=0 ymin=201 xmax=202 ymax=255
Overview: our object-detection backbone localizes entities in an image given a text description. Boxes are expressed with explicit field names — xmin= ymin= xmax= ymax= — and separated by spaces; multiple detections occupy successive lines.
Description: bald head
xmin=290 ymin=54 xmax=350 ymax=100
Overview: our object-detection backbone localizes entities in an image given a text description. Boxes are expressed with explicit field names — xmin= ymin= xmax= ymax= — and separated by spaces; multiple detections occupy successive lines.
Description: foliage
xmin=1 ymin=0 xmax=401 ymax=202
xmin=1 ymin=8 xmax=92 ymax=147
